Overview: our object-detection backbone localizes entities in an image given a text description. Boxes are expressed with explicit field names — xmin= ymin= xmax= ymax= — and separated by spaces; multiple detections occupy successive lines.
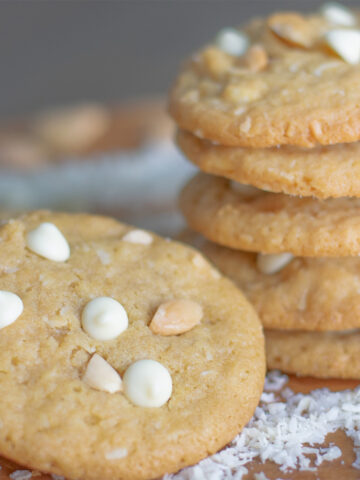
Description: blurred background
xmin=0 ymin=0 xmax=357 ymax=239
xmin=1 ymin=0 xmax=358 ymax=118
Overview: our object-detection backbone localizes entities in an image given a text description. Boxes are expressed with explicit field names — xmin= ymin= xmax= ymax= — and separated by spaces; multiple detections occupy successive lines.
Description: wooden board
xmin=0 ymin=101 xmax=359 ymax=479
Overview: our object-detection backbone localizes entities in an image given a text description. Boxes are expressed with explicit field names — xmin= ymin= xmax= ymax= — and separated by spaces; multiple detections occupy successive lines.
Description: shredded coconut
xmin=165 ymin=371 xmax=360 ymax=479
xmin=96 ymin=249 xmax=111 ymax=265
xmin=9 ymin=471 xmax=32 ymax=480
xmin=105 ymin=447 xmax=128 ymax=460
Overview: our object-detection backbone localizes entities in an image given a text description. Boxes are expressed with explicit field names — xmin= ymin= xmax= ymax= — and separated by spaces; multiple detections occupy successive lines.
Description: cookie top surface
xmin=169 ymin=8 xmax=360 ymax=147
xmin=180 ymin=173 xmax=360 ymax=257
xmin=199 ymin=238 xmax=360 ymax=331
xmin=177 ymin=130 xmax=360 ymax=199
xmin=0 ymin=211 xmax=264 ymax=480
xmin=266 ymin=329 xmax=360 ymax=379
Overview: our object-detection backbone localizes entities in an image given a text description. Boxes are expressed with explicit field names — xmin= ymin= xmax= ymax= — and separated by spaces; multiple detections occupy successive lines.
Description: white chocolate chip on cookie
xmin=321 ymin=2 xmax=356 ymax=27
xmin=325 ymin=29 xmax=360 ymax=64
xmin=123 ymin=359 xmax=172 ymax=407
xmin=82 ymin=354 xmax=122 ymax=393
xmin=26 ymin=222 xmax=70 ymax=262
xmin=122 ymin=229 xmax=153 ymax=245
xmin=215 ymin=28 xmax=249 ymax=56
xmin=81 ymin=297 xmax=128 ymax=341
xmin=149 ymin=299 xmax=203 ymax=336
xmin=0 ymin=291 xmax=23 ymax=329
xmin=257 ymin=253 xmax=294 ymax=275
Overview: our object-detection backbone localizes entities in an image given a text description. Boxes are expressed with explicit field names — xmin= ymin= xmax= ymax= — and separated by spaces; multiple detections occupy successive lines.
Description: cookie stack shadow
xmin=169 ymin=5 xmax=360 ymax=379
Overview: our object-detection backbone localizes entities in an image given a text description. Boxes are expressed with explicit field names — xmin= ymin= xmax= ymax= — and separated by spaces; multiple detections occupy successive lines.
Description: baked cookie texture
xmin=198 ymin=238 xmax=360 ymax=331
xmin=169 ymin=11 xmax=360 ymax=147
xmin=179 ymin=173 xmax=360 ymax=257
xmin=177 ymin=130 xmax=360 ymax=199
xmin=0 ymin=211 xmax=264 ymax=480
xmin=265 ymin=329 xmax=360 ymax=379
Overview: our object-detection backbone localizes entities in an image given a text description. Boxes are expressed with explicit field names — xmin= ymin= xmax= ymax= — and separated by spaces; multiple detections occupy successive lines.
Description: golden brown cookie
xmin=169 ymin=9 xmax=360 ymax=147
xmin=177 ymin=130 xmax=360 ymax=199
xmin=266 ymin=329 xmax=360 ymax=379
xmin=179 ymin=173 xmax=360 ymax=257
xmin=196 ymin=238 xmax=360 ymax=331
xmin=0 ymin=211 xmax=264 ymax=480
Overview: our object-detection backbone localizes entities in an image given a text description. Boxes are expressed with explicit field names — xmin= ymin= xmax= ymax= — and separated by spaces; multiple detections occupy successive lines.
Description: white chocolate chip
xmin=123 ymin=359 xmax=172 ymax=407
xmin=82 ymin=354 xmax=122 ymax=393
xmin=149 ymin=299 xmax=203 ymax=336
xmin=122 ymin=229 xmax=153 ymax=245
xmin=26 ymin=223 xmax=70 ymax=262
xmin=81 ymin=297 xmax=128 ymax=341
xmin=0 ymin=291 xmax=23 ymax=329
xmin=230 ymin=181 xmax=260 ymax=196
xmin=321 ymin=2 xmax=356 ymax=27
xmin=325 ymin=29 xmax=360 ymax=64
xmin=105 ymin=448 xmax=128 ymax=460
xmin=257 ymin=253 xmax=294 ymax=275
xmin=215 ymin=28 xmax=249 ymax=56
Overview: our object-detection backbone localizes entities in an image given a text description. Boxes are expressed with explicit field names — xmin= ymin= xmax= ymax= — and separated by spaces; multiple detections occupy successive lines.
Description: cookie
xmin=179 ymin=173 xmax=360 ymax=257
xmin=266 ymin=329 xmax=360 ymax=379
xmin=0 ymin=211 xmax=264 ymax=480
xmin=196 ymin=238 xmax=360 ymax=331
xmin=177 ymin=129 xmax=360 ymax=199
xmin=169 ymin=8 xmax=360 ymax=147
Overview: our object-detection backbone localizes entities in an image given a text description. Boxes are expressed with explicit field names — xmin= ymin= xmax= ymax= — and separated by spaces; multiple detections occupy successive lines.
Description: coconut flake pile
xmin=164 ymin=371 xmax=360 ymax=479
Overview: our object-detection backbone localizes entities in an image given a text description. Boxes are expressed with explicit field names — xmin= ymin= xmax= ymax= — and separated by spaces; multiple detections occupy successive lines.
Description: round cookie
xmin=265 ymin=329 xmax=360 ymax=379
xmin=179 ymin=173 xmax=360 ymax=257
xmin=0 ymin=211 xmax=264 ymax=480
xmin=169 ymin=10 xmax=360 ymax=147
xmin=177 ymin=130 xmax=360 ymax=199
xmin=197 ymin=238 xmax=360 ymax=331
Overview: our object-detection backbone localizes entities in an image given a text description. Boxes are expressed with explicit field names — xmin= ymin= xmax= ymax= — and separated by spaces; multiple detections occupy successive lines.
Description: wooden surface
xmin=0 ymin=101 xmax=359 ymax=479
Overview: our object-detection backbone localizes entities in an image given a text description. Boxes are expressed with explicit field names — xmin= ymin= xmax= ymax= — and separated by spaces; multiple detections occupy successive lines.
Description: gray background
xmin=0 ymin=0 xmax=358 ymax=119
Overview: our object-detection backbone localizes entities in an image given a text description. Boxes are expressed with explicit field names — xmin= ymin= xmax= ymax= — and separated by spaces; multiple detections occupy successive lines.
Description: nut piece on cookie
xmin=257 ymin=253 xmax=294 ymax=275
xmin=81 ymin=297 xmax=129 ymax=341
xmin=123 ymin=359 xmax=172 ymax=407
xmin=83 ymin=354 xmax=122 ymax=393
xmin=202 ymin=47 xmax=234 ymax=77
xmin=149 ymin=299 xmax=203 ymax=336
xmin=243 ymin=45 xmax=268 ymax=72
xmin=122 ymin=229 xmax=153 ymax=245
xmin=321 ymin=2 xmax=356 ymax=27
xmin=268 ymin=13 xmax=316 ymax=48
xmin=26 ymin=222 xmax=70 ymax=262
xmin=325 ymin=28 xmax=360 ymax=64
xmin=0 ymin=291 xmax=23 ymax=329
xmin=230 ymin=181 xmax=260 ymax=196
xmin=215 ymin=27 xmax=249 ymax=56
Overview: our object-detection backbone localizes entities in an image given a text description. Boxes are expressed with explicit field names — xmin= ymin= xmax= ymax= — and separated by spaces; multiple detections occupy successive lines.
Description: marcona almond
xmin=82 ymin=353 xmax=122 ymax=393
xmin=257 ymin=252 xmax=294 ymax=275
xmin=268 ymin=13 xmax=315 ymax=48
xmin=202 ymin=46 xmax=233 ymax=77
xmin=149 ymin=299 xmax=203 ymax=336
xmin=243 ymin=45 xmax=268 ymax=72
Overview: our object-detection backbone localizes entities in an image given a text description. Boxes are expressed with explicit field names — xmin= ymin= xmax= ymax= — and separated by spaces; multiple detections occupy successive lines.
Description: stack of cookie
xmin=169 ymin=2 xmax=360 ymax=379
